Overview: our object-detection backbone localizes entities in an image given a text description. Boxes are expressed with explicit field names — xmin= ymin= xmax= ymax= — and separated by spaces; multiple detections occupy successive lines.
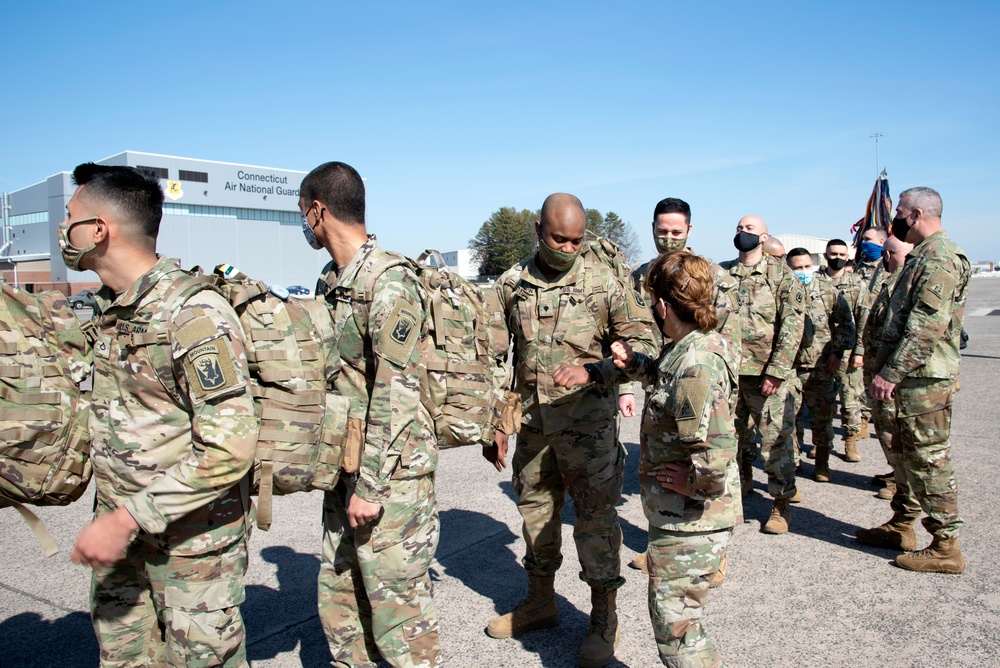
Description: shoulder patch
xmin=919 ymin=267 xmax=957 ymax=311
xmin=182 ymin=337 xmax=243 ymax=402
xmin=673 ymin=377 xmax=711 ymax=439
xmin=377 ymin=297 xmax=420 ymax=368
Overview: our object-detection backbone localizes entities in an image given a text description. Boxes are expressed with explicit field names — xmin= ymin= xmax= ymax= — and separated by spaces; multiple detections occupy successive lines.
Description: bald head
xmin=539 ymin=193 xmax=586 ymax=234
xmin=763 ymin=236 xmax=786 ymax=257
xmin=737 ymin=215 xmax=769 ymax=236
xmin=883 ymin=235 xmax=913 ymax=272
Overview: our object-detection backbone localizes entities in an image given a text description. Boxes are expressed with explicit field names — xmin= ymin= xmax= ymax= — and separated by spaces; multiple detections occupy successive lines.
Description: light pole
xmin=869 ymin=132 xmax=884 ymax=178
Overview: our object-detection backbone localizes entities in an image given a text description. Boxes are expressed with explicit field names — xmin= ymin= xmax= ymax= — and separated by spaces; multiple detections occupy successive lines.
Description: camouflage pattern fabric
xmin=616 ymin=329 xmax=742 ymax=532
xmin=320 ymin=236 xmax=441 ymax=666
xmin=853 ymin=263 xmax=889 ymax=423
xmin=647 ymin=527 xmax=730 ymax=668
xmin=854 ymin=258 xmax=882 ymax=286
xmin=319 ymin=475 xmax=440 ymax=668
xmin=512 ymin=420 xmax=624 ymax=588
xmin=491 ymin=252 xmax=657 ymax=434
xmin=815 ymin=270 xmax=864 ymax=437
xmin=91 ymin=537 xmax=248 ymax=668
xmin=863 ymin=271 xmax=900 ymax=463
xmin=89 ymin=256 xmax=257 ymax=663
xmin=876 ymin=231 xmax=970 ymax=539
xmin=793 ymin=276 xmax=855 ymax=451
xmin=720 ymin=255 xmax=805 ymax=499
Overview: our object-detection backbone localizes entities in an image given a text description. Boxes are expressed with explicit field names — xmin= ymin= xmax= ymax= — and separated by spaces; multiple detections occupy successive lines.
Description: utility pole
xmin=869 ymin=132 xmax=884 ymax=178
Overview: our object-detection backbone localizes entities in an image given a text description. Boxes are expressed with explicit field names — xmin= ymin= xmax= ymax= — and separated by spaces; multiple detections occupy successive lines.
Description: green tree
xmin=469 ymin=207 xmax=538 ymax=277
xmin=603 ymin=211 xmax=642 ymax=265
xmin=585 ymin=208 xmax=607 ymax=238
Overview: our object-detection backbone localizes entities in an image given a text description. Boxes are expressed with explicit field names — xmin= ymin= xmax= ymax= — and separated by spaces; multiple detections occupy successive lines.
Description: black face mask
xmin=733 ymin=231 xmax=761 ymax=253
xmin=827 ymin=257 xmax=847 ymax=271
xmin=891 ymin=215 xmax=911 ymax=241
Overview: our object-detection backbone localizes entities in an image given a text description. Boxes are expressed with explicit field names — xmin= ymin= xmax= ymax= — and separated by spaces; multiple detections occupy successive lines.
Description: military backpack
xmin=0 ymin=284 xmax=93 ymax=556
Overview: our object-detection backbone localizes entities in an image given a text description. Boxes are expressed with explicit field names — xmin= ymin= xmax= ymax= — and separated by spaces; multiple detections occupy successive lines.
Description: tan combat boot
xmin=844 ymin=433 xmax=862 ymax=462
xmin=814 ymin=445 xmax=831 ymax=483
xmin=789 ymin=489 xmax=804 ymax=504
xmin=855 ymin=513 xmax=917 ymax=551
xmin=628 ymin=551 xmax=648 ymax=573
xmin=858 ymin=416 xmax=870 ymax=439
xmin=578 ymin=587 xmax=619 ymax=668
xmin=895 ymin=536 xmax=965 ymax=575
xmin=762 ymin=497 xmax=790 ymax=534
xmin=486 ymin=574 xmax=560 ymax=639
xmin=875 ymin=476 xmax=896 ymax=500
xmin=707 ymin=553 xmax=728 ymax=588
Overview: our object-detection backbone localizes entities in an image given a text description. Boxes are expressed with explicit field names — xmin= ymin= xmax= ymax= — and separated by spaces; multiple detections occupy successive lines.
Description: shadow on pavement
xmin=0 ymin=610 xmax=99 ymax=668
xmin=245 ymin=546 xmax=332 ymax=668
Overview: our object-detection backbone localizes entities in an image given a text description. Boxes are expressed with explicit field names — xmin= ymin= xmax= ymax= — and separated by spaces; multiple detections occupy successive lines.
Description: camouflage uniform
xmin=720 ymin=255 xmax=805 ymax=499
xmin=491 ymin=253 xmax=655 ymax=589
xmin=319 ymin=236 xmax=441 ymax=668
xmin=792 ymin=277 xmax=856 ymax=457
xmin=88 ymin=256 xmax=258 ymax=668
xmin=874 ymin=231 xmax=970 ymax=539
xmin=616 ymin=329 xmax=739 ymax=667
xmin=815 ymin=270 xmax=865 ymax=440
xmin=853 ymin=262 xmax=889 ymax=426
xmin=862 ymin=269 xmax=919 ymax=515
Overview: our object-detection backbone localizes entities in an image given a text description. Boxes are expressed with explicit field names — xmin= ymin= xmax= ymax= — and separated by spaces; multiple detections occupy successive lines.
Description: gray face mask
xmin=655 ymin=236 xmax=686 ymax=255
xmin=57 ymin=217 xmax=99 ymax=271
xmin=537 ymin=237 xmax=580 ymax=272
xmin=301 ymin=216 xmax=322 ymax=250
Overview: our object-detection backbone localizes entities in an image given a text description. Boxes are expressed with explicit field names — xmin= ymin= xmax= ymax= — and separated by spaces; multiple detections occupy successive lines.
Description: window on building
xmin=178 ymin=170 xmax=209 ymax=183
xmin=137 ymin=165 xmax=169 ymax=179
xmin=164 ymin=202 xmax=299 ymax=224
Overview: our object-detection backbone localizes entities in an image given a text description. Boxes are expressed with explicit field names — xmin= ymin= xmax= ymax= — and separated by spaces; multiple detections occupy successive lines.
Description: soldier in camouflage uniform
xmin=628 ymin=197 xmax=741 ymax=577
xmin=66 ymin=164 xmax=258 ymax=667
xmin=855 ymin=236 xmax=914 ymax=506
xmin=814 ymin=239 xmax=867 ymax=463
xmin=483 ymin=193 xmax=656 ymax=668
xmin=607 ymin=252 xmax=740 ymax=668
xmin=721 ymin=216 xmax=805 ymax=534
xmin=785 ymin=248 xmax=856 ymax=483
xmin=864 ymin=187 xmax=970 ymax=574
xmin=302 ymin=162 xmax=441 ymax=667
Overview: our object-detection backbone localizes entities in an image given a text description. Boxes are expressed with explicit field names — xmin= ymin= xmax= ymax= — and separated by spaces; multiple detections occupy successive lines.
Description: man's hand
xmin=347 ymin=495 xmax=383 ymax=528
xmin=761 ymin=375 xmax=783 ymax=396
xmin=483 ymin=431 xmax=509 ymax=472
xmin=618 ymin=393 xmax=636 ymax=417
xmin=824 ymin=353 xmax=843 ymax=373
xmin=850 ymin=354 xmax=864 ymax=369
xmin=870 ymin=374 xmax=896 ymax=402
xmin=71 ymin=507 xmax=139 ymax=569
xmin=611 ymin=340 xmax=634 ymax=369
xmin=553 ymin=364 xmax=591 ymax=388
xmin=655 ymin=462 xmax=691 ymax=496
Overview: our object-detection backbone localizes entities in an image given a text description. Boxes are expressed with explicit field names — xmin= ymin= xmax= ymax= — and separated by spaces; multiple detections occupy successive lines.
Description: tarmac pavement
xmin=2 ymin=278 xmax=999 ymax=667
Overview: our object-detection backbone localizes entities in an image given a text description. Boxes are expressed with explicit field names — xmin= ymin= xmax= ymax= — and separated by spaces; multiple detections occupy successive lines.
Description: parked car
xmin=286 ymin=285 xmax=311 ymax=298
xmin=68 ymin=289 xmax=97 ymax=310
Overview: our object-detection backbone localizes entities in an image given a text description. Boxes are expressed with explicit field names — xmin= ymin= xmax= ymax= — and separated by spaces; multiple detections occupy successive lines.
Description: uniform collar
xmin=334 ymin=234 xmax=379 ymax=289
xmin=520 ymin=252 xmax=582 ymax=288
xmin=731 ymin=255 xmax=767 ymax=278
xmin=95 ymin=255 xmax=182 ymax=311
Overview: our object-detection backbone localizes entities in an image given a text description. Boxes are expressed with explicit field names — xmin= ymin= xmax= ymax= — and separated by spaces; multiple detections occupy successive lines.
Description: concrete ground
xmin=2 ymin=278 xmax=999 ymax=668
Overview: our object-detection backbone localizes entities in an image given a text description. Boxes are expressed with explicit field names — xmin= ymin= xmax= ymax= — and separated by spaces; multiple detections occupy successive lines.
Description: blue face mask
xmin=794 ymin=268 xmax=815 ymax=285
xmin=860 ymin=241 xmax=883 ymax=261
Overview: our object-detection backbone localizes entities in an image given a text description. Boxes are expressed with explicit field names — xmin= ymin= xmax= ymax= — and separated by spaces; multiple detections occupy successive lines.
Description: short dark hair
xmin=72 ymin=163 xmax=163 ymax=239
xmin=826 ymin=238 xmax=848 ymax=250
xmin=299 ymin=162 xmax=366 ymax=226
xmin=786 ymin=247 xmax=811 ymax=260
xmin=652 ymin=197 xmax=691 ymax=225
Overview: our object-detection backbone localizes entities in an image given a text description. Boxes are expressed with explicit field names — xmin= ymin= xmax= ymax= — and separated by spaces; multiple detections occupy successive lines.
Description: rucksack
xmin=152 ymin=267 xmax=352 ymax=531
xmin=583 ymin=235 xmax=634 ymax=285
xmin=0 ymin=284 xmax=93 ymax=556
xmin=335 ymin=248 xmax=504 ymax=450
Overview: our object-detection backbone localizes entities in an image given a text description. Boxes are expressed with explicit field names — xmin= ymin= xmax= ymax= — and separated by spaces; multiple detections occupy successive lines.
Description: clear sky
xmin=2 ymin=1 xmax=997 ymax=265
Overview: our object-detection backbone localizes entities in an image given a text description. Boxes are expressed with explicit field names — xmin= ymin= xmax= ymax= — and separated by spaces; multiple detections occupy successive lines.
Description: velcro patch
xmin=183 ymin=337 xmax=243 ymax=402
xmin=175 ymin=315 xmax=222 ymax=350
xmin=673 ymin=377 xmax=711 ymax=439
xmin=920 ymin=267 xmax=956 ymax=311
xmin=377 ymin=298 xmax=420 ymax=368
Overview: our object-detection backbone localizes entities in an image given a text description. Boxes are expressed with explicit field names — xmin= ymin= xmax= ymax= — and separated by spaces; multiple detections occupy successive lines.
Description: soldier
xmin=721 ymin=216 xmax=805 ymax=534
xmin=856 ymin=227 xmax=888 ymax=285
xmin=864 ymin=187 xmax=970 ymax=574
xmin=854 ymin=236 xmax=913 ymax=503
xmin=785 ymin=248 xmax=856 ymax=483
xmin=814 ymin=239 xmax=866 ymax=462
xmin=628 ymin=197 xmax=741 ymax=574
xmin=482 ymin=193 xmax=656 ymax=668
xmin=851 ymin=227 xmax=890 ymax=445
xmin=66 ymin=164 xmax=258 ymax=666
xmin=303 ymin=162 xmax=441 ymax=667
xmin=762 ymin=236 xmax=786 ymax=261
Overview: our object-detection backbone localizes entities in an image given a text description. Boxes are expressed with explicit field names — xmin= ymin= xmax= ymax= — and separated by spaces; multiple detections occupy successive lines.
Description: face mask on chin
xmin=654 ymin=236 xmax=686 ymax=255
xmin=733 ymin=231 xmax=761 ymax=253
xmin=57 ymin=217 xmax=99 ymax=271
xmin=537 ymin=237 xmax=580 ymax=272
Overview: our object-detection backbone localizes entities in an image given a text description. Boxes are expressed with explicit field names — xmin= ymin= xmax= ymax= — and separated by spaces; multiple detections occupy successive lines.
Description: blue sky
xmin=2 ymin=1 xmax=997 ymax=264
